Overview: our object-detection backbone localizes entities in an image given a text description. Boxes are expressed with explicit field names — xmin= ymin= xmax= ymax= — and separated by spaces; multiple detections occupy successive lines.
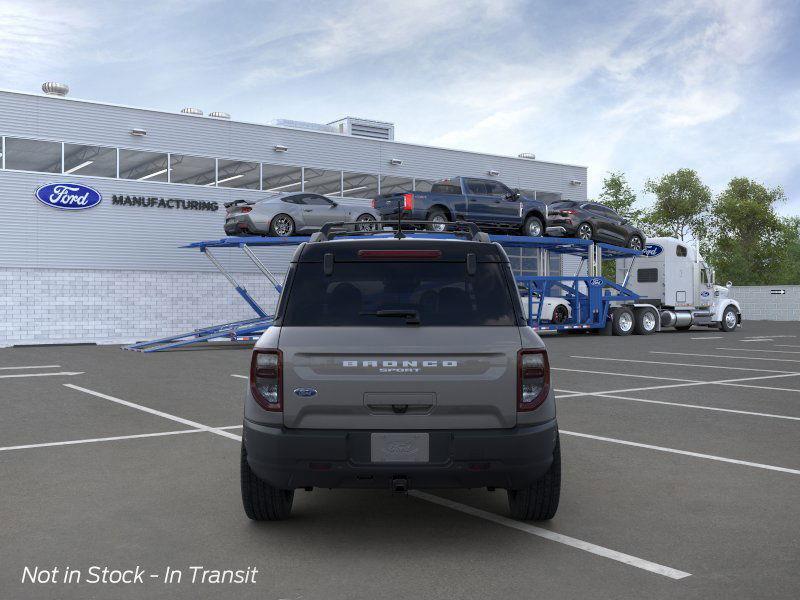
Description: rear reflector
xmin=358 ymin=250 xmax=442 ymax=259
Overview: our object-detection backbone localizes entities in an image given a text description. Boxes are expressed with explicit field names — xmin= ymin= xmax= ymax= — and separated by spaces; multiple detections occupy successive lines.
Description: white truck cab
xmin=616 ymin=237 xmax=741 ymax=332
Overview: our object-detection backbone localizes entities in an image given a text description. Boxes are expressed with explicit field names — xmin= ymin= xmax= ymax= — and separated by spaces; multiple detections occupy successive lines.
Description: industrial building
xmin=0 ymin=85 xmax=587 ymax=346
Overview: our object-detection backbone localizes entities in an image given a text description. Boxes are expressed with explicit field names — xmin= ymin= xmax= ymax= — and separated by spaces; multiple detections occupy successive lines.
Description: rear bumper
xmin=243 ymin=418 xmax=558 ymax=490
xmin=224 ymin=216 xmax=270 ymax=236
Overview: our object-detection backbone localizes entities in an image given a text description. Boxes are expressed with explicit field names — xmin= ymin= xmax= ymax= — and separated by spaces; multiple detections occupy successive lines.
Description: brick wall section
xmin=0 ymin=269 xmax=282 ymax=347
xmin=729 ymin=286 xmax=800 ymax=321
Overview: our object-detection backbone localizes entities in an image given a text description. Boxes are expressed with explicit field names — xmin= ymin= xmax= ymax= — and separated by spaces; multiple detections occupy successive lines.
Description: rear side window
xmin=431 ymin=181 xmax=462 ymax=194
xmin=282 ymin=261 xmax=517 ymax=326
xmin=676 ymin=245 xmax=688 ymax=257
xmin=637 ymin=268 xmax=658 ymax=283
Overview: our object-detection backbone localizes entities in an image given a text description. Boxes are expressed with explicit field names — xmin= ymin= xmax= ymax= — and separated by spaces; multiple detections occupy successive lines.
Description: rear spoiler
xmin=223 ymin=199 xmax=255 ymax=209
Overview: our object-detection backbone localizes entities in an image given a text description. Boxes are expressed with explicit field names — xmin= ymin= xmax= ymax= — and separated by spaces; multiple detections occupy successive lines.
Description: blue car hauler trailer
xmin=125 ymin=230 xmax=645 ymax=352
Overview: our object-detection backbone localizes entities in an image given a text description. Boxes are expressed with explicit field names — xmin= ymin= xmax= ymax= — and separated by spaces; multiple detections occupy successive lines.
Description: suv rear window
xmin=282 ymin=261 xmax=517 ymax=326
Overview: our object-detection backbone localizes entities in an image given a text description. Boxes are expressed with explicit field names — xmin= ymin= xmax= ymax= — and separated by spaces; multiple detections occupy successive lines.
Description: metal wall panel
xmin=0 ymin=89 xmax=587 ymax=273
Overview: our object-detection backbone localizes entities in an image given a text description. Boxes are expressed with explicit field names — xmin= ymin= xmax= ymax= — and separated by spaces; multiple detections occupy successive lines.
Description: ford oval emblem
xmin=642 ymin=244 xmax=663 ymax=257
xmin=588 ymin=278 xmax=603 ymax=286
xmin=700 ymin=290 xmax=710 ymax=297
xmin=293 ymin=388 xmax=317 ymax=397
xmin=35 ymin=183 xmax=102 ymax=210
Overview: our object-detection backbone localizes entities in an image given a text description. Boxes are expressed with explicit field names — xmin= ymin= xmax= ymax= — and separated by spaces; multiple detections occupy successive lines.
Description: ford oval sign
xmin=642 ymin=244 xmax=663 ymax=257
xmin=35 ymin=183 xmax=102 ymax=210
xmin=293 ymin=388 xmax=317 ymax=397
xmin=588 ymin=278 xmax=603 ymax=287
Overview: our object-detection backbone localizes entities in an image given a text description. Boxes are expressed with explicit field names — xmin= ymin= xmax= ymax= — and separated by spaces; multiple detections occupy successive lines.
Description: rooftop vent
xmin=209 ymin=111 xmax=230 ymax=119
xmin=42 ymin=82 xmax=69 ymax=97
xmin=180 ymin=107 xmax=203 ymax=116
xmin=269 ymin=119 xmax=337 ymax=134
xmin=328 ymin=117 xmax=394 ymax=141
xmin=518 ymin=152 xmax=536 ymax=160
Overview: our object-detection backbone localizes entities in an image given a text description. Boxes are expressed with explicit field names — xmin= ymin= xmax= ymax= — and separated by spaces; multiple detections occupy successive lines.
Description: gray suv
xmin=240 ymin=224 xmax=560 ymax=521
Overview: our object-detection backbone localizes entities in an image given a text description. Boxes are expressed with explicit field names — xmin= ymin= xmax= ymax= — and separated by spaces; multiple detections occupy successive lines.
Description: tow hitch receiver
xmin=391 ymin=477 xmax=409 ymax=493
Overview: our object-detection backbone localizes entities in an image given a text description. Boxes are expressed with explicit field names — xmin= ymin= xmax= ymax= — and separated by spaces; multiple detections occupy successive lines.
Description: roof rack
xmin=313 ymin=220 xmax=488 ymax=242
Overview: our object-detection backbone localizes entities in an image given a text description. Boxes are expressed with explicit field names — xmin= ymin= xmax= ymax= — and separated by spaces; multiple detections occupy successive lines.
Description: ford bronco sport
xmin=240 ymin=223 xmax=560 ymax=521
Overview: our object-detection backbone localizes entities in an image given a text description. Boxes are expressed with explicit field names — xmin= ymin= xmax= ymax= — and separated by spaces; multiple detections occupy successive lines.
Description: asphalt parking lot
xmin=1 ymin=321 xmax=799 ymax=599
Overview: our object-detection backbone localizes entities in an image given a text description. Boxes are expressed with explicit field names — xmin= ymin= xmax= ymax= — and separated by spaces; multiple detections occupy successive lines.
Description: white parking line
xmin=0 ymin=425 xmax=244 ymax=453
xmin=561 ymin=430 xmax=800 ymax=476
xmin=64 ymin=384 xmax=242 ymax=441
xmin=231 ymin=374 xmax=247 ymax=379
xmin=570 ymin=355 xmax=796 ymax=374
xmin=715 ymin=347 xmax=800 ymax=355
xmin=556 ymin=390 xmax=800 ymax=421
xmin=0 ymin=371 xmax=84 ymax=379
xmin=690 ymin=336 xmax=723 ymax=340
xmin=777 ymin=345 xmax=800 ymax=349
xmin=410 ymin=491 xmax=691 ymax=580
xmin=552 ymin=367 xmax=702 ymax=383
xmin=651 ymin=351 xmax=800 ymax=364
xmin=739 ymin=339 xmax=773 ymax=343
xmin=0 ymin=365 xmax=61 ymax=370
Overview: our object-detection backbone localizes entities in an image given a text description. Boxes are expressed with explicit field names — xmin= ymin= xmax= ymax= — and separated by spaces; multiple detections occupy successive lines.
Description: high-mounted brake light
xmin=518 ymin=349 xmax=550 ymax=411
xmin=358 ymin=250 xmax=442 ymax=259
xmin=402 ymin=193 xmax=414 ymax=211
xmin=250 ymin=349 xmax=282 ymax=412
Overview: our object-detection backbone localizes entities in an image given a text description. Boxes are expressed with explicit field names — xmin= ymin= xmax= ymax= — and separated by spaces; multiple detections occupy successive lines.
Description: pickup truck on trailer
xmin=372 ymin=177 xmax=549 ymax=237
xmin=240 ymin=224 xmax=560 ymax=522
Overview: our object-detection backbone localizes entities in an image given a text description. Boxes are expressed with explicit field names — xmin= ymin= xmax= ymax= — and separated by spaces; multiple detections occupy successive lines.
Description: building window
xmin=414 ymin=178 xmax=436 ymax=192
xmin=63 ymin=144 xmax=117 ymax=177
xmin=341 ymin=172 xmax=378 ymax=198
xmin=169 ymin=154 xmax=216 ymax=186
xmin=304 ymin=168 xmax=342 ymax=196
xmin=379 ymin=175 xmax=413 ymax=195
xmin=262 ymin=163 xmax=302 ymax=193
xmin=4 ymin=137 xmax=61 ymax=173
xmin=217 ymin=159 xmax=260 ymax=189
xmin=119 ymin=149 xmax=169 ymax=182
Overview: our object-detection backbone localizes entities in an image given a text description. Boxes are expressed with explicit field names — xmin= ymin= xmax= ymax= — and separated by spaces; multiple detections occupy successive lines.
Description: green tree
xmin=642 ymin=169 xmax=711 ymax=241
xmin=705 ymin=177 xmax=793 ymax=285
xmin=598 ymin=171 xmax=643 ymax=227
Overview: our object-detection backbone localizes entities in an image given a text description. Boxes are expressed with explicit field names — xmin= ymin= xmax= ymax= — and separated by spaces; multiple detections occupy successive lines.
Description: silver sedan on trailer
xmin=224 ymin=192 xmax=380 ymax=237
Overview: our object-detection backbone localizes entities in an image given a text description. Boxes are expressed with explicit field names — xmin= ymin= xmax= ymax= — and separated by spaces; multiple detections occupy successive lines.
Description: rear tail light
xmin=560 ymin=209 xmax=576 ymax=215
xmin=371 ymin=198 xmax=377 ymax=209
xmin=250 ymin=349 xmax=282 ymax=411
xmin=240 ymin=207 xmax=252 ymax=213
xmin=402 ymin=193 xmax=414 ymax=211
xmin=518 ymin=349 xmax=550 ymax=411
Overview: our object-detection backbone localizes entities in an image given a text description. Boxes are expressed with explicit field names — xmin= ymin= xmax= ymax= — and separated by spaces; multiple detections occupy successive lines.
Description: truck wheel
xmin=719 ymin=306 xmax=739 ymax=332
xmin=633 ymin=308 xmax=657 ymax=335
xmin=427 ymin=208 xmax=449 ymax=232
xmin=241 ymin=443 xmax=294 ymax=521
xmin=611 ymin=307 xmax=634 ymax=336
xmin=507 ymin=434 xmax=560 ymax=521
xmin=523 ymin=215 xmax=544 ymax=237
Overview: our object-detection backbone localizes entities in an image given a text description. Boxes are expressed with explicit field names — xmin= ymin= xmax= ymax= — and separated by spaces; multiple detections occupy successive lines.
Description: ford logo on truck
xmin=642 ymin=244 xmax=663 ymax=257
xmin=35 ymin=183 xmax=102 ymax=210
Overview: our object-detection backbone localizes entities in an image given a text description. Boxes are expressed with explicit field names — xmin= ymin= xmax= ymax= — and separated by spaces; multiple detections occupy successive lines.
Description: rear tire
xmin=523 ymin=215 xmax=544 ymax=237
xmin=633 ymin=308 xmax=657 ymax=335
xmin=507 ymin=435 xmax=561 ymax=521
xmin=241 ymin=443 xmax=294 ymax=521
xmin=269 ymin=214 xmax=295 ymax=237
xmin=576 ymin=222 xmax=593 ymax=240
xmin=427 ymin=208 xmax=449 ymax=232
xmin=552 ymin=304 xmax=569 ymax=324
xmin=355 ymin=213 xmax=377 ymax=231
xmin=627 ymin=235 xmax=644 ymax=251
xmin=611 ymin=307 xmax=634 ymax=336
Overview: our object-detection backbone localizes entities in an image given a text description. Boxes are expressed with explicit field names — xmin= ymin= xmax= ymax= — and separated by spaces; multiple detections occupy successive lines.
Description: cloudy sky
xmin=2 ymin=0 xmax=799 ymax=213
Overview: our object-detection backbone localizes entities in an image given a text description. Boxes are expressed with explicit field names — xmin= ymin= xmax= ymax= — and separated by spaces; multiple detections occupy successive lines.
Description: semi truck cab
xmin=616 ymin=237 xmax=741 ymax=332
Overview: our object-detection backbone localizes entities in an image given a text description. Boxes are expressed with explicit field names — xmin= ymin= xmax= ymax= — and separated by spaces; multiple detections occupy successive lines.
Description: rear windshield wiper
xmin=360 ymin=309 xmax=421 ymax=325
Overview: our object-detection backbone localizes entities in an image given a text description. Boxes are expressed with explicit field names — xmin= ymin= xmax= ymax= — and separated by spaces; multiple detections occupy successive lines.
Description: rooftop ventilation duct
xmin=209 ymin=111 xmax=230 ymax=119
xmin=42 ymin=82 xmax=69 ymax=97
xmin=329 ymin=117 xmax=394 ymax=140
xmin=180 ymin=107 xmax=203 ymax=116
xmin=518 ymin=152 xmax=536 ymax=160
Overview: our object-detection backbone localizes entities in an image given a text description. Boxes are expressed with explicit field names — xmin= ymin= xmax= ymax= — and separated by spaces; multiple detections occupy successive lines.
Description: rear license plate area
xmin=370 ymin=433 xmax=429 ymax=463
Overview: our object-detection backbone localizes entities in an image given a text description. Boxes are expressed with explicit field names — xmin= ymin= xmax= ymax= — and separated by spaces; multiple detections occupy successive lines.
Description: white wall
xmin=729 ymin=286 xmax=800 ymax=322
